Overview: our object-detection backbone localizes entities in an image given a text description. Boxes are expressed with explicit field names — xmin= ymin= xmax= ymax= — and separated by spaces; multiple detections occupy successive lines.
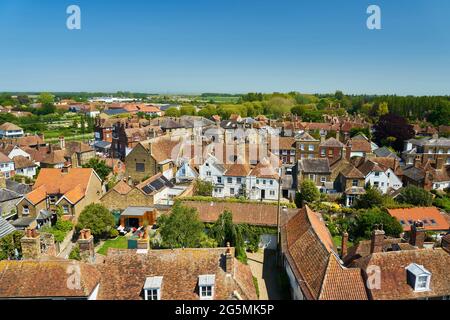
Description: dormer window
xmin=144 ymin=276 xmax=163 ymax=301
xmin=406 ymin=263 xmax=431 ymax=292
xmin=198 ymin=275 xmax=215 ymax=300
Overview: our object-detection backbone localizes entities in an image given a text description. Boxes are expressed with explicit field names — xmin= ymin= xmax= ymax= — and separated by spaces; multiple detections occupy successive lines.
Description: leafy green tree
xmin=291 ymin=105 xmax=307 ymax=117
xmin=0 ymin=231 xmax=23 ymax=260
xmin=398 ymin=186 xmax=433 ymax=207
xmin=180 ymin=105 xmax=197 ymax=116
xmin=82 ymin=158 xmax=112 ymax=181
xmin=298 ymin=179 xmax=320 ymax=205
xmin=193 ymin=180 xmax=214 ymax=197
xmin=77 ymin=204 xmax=116 ymax=239
xmin=355 ymin=185 xmax=384 ymax=209
xmin=210 ymin=211 xmax=247 ymax=263
xmin=164 ymin=107 xmax=180 ymax=117
xmin=349 ymin=208 xmax=403 ymax=241
xmin=158 ymin=202 xmax=205 ymax=249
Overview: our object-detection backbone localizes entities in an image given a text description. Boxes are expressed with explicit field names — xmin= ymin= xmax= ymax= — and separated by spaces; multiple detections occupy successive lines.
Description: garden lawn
xmin=97 ymin=236 xmax=128 ymax=256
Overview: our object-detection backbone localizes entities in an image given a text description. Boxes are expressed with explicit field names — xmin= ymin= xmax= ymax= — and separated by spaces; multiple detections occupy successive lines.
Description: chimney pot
xmin=370 ymin=229 xmax=385 ymax=254
xmin=410 ymin=221 xmax=426 ymax=249
xmin=341 ymin=232 xmax=349 ymax=258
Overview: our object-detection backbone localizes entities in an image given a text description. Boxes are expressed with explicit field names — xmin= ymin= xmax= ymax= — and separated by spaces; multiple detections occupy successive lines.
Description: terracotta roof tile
xmin=282 ymin=206 xmax=367 ymax=300
xmin=182 ymin=200 xmax=295 ymax=227
xmin=387 ymin=207 xmax=450 ymax=232
xmin=97 ymin=248 xmax=257 ymax=300
xmin=0 ymin=259 xmax=100 ymax=298
xmin=352 ymin=249 xmax=450 ymax=300
xmin=13 ymin=156 xmax=36 ymax=170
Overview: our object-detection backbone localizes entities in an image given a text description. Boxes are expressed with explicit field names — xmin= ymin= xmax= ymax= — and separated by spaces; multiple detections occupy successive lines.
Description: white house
xmin=0 ymin=153 xmax=14 ymax=179
xmin=13 ymin=156 xmax=37 ymax=179
xmin=209 ymin=159 xmax=280 ymax=201
xmin=175 ymin=160 xmax=198 ymax=183
xmin=356 ymin=159 xmax=403 ymax=194
xmin=198 ymin=155 xmax=228 ymax=187
xmin=0 ymin=145 xmax=31 ymax=161
xmin=0 ymin=123 xmax=24 ymax=138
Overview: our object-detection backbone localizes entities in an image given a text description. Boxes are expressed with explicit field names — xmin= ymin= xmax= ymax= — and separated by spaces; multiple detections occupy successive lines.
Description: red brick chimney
xmin=370 ymin=228 xmax=385 ymax=254
xmin=77 ymin=229 xmax=95 ymax=262
xmin=341 ymin=232 xmax=349 ymax=258
xmin=410 ymin=221 xmax=426 ymax=249
xmin=225 ymin=242 xmax=233 ymax=275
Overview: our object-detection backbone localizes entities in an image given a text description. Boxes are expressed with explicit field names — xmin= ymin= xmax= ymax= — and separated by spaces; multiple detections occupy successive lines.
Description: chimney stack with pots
xmin=21 ymin=228 xmax=41 ymax=260
xmin=410 ymin=221 xmax=426 ymax=249
xmin=225 ymin=243 xmax=233 ymax=275
xmin=370 ymin=227 xmax=385 ymax=254
xmin=341 ymin=232 xmax=349 ymax=258
xmin=77 ymin=229 xmax=95 ymax=263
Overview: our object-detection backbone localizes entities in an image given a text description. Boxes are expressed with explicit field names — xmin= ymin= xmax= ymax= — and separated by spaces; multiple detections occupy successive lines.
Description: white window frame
xmin=199 ymin=285 xmax=214 ymax=300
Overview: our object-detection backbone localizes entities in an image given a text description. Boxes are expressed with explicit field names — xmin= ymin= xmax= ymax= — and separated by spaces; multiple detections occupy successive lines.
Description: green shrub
xmin=69 ymin=246 xmax=81 ymax=261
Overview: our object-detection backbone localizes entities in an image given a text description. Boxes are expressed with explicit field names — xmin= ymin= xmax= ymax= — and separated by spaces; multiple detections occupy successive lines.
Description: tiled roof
xmin=13 ymin=156 xmax=36 ymax=170
xmin=141 ymin=136 xmax=182 ymax=163
xmin=33 ymin=168 xmax=95 ymax=195
xmin=320 ymin=137 xmax=344 ymax=148
xmin=341 ymin=163 xmax=365 ymax=179
xmin=352 ymin=249 xmax=450 ymax=300
xmin=62 ymin=184 xmax=85 ymax=204
xmin=298 ymin=158 xmax=331 ymax=173
xmin=282 ymin=206 xmax=367 ymax=300
xmin=0 ymin=188 xmax=22 ymax=202
xmin=64 ymin=141 xmax=93 ymax=156
xmin=97 ymin=248 xmax=257 ymax=300
xmin=182 ymin=200 xmax=296 ymax=227
xmin=387 ymin=207 xmax=450 ymax=232
xmin=268 ymin=136 xmax=296 ymax=150
xmin=249 ymin=159 xmax=279 ymax=179
xmin=26 ymin=185 xmax=47 ymax=205
xmin=41 ymin=149 xmax=66 ymax=165
xmin=224 ymin=163 xmax=251 ymax=177
xmin=0 ymin=259 xmax=101 ymax=299
xmin=112 ymin=180 xmax=133 ymax=195
xmin=348 ymin=139 xmax=372 ymax=153
xmin=0 ymin=152 xmax=12 ymax=163
xmin=0 ymin=122 xmax=23 ymax=131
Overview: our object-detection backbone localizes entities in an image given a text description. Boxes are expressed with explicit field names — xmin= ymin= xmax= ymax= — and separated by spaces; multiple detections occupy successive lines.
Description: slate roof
xmin=0 ymin=188 xmax=22 ymax=202
xmin=97 ymin=248 xmax=257 ymax=300
xmin=374 ymin=147 xmax=400 ymax=160
xmin=122 ymin=207 xmax=155 ymax=217
xmin=281 ymin=206 xmax=368 ymax=300
xmin=0 ymin=217 xmax=16 ymax=239
xmin=6 ymin=180 xmax=31 ymax=195
xmin=298 ymin=158 xmax=331 ymax=173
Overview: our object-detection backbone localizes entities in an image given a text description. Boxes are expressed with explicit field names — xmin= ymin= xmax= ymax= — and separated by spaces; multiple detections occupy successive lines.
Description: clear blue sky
xmin=0 ymin=0 xmax=449 ymax=95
